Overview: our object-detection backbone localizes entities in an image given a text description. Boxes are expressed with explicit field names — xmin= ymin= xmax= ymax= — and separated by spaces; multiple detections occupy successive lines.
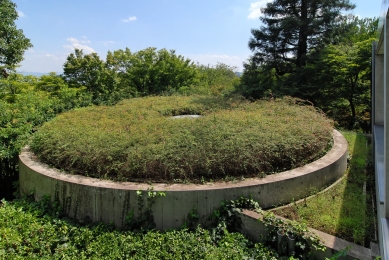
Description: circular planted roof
xmin=30 ymin=95 xmax=333 ymax=183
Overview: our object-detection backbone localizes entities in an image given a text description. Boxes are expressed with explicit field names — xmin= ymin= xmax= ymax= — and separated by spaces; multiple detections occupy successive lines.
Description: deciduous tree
xmin=62 ymin=49 xmax=110 ymax=104
xmin=0 ymin=0 xmax=32 ymax=76
xmin=106 ymin=47 xmax=197 ymax=95
xmin=305 ymin=17 xmax=378 ymax=130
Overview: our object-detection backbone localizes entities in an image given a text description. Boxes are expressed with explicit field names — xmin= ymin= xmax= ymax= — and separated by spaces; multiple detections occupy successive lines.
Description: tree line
xmin=62 ymin=48 xmax=239 ymax=105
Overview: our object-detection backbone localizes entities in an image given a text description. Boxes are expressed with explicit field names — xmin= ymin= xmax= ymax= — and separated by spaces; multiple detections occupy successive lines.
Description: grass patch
xmin=30 ymin=95 xmax=333 ymax=183
xmin=272 ymin=131 xmax=376 ymax=246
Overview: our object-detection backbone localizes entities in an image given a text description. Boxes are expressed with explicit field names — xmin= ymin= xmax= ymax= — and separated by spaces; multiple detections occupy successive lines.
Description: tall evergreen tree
xmin=248 ymin=0 xmax=355 ymax=75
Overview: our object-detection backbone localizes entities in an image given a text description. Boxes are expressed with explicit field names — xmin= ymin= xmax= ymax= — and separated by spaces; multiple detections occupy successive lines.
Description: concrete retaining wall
xmin=239 ymin=210 xmax=376 ymax=260
xmin=19 ymin=130 xmax=348 ymax=230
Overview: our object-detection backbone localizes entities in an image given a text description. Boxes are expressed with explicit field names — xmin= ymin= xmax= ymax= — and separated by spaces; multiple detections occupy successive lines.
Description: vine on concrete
xmin=125 ymin=188 xmax=166 ymax=232
xmin=258 ymin=210 xmax=325 ymax=258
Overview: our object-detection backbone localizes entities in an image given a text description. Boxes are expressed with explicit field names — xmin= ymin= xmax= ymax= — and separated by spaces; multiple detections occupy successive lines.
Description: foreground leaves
xmin=0 ymin=199 xmax=278 ymax=259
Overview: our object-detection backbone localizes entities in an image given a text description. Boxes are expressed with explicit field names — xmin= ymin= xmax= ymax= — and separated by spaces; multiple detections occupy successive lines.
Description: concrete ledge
xmin=19 ymin=130 xmax=348 ymax=229
xmin=240 ymin=210 xmax=374 ymax=260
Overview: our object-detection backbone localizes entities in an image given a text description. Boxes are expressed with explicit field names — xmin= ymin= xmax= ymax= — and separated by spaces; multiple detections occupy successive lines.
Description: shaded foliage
xmin=305 ymin=17 xmax=378 ymax=130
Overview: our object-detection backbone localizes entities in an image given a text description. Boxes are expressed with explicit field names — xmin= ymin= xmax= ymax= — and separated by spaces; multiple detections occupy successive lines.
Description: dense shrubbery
xmin=0 ymin=198 xmax=279 ymax=259
xmin=0 ymin=73 xmax=93 ymax=199
xmin=30 ymin=95 xmax=333 ymax=182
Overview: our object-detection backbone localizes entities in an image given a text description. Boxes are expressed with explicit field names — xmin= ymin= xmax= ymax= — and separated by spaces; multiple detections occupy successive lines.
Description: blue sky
xmin=13 ymin=0 xmax=382 ymax=73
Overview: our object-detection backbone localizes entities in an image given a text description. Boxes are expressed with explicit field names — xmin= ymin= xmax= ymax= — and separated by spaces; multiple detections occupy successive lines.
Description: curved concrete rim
xmin=269 ymin=173 xmax=346 ymax=212
xmin=19 ymin=129 xmax=347 ymax=192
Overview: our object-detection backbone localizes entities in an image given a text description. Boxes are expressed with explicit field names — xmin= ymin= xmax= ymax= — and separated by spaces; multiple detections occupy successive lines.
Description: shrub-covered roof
xmin=30 ymin=95 xmax=333 ymax=183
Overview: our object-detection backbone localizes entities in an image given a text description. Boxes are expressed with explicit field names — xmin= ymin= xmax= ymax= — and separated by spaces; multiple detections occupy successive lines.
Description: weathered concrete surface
xmin=240 ymin=210 xmax=374 ymax=260
xmin=19 ymin=130 xmax=348 ymax=230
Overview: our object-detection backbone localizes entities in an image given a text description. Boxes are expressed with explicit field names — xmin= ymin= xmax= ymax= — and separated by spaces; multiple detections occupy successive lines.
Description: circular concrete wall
xmin=19 ymin=130 xmax=347 ymax=230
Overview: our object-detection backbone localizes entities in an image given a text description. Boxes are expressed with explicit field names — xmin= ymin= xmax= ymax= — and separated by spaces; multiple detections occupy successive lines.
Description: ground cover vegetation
xmin=272 ymin=131 xmax=375 ymax=246
xmin=29 ymin=95 xmax=333 ymax=183
xmin=0 ymin=197 xmax=283 ymax=259
xmin=238 ymin=0 xmax=377 ymax=131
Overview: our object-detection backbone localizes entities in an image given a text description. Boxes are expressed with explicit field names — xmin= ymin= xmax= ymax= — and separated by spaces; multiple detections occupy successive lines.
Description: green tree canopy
xmin=0 ymin=0 xmax=32 ymax=76
xmin=194 ymin=63 xmax=239 ymax=95
xmin=106 ymin=47 xmax=197 ymax=95
xmin=304 ymin=16 xmax=378 ymax=130
xmin=248 ymin=0 xmax=354 ymax=75
xmin=62 ymin=49 xmax=113 ymax=104
xmin=239 ymin=0 xmax=356 ymax=102
xmin=239 ymin=14 xmax=377 ymax=131
xmin=62 ymin=49 xmax=105 ymax=91
xmin=63 ymin=47 xmax=199 ymax=103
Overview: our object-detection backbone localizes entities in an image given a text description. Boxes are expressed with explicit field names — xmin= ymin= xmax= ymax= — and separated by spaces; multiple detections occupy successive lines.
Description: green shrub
xmin=0 ymin=198 xmax=279 ymax=259
xmin=30 ymin=95 xmax=333 ymax=182
xmin=0 ymin=73 xmax=93 ymax=199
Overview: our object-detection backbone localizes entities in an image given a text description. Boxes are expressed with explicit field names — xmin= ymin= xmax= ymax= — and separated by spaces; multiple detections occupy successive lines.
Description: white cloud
xmin=248 ymin=0 xmax=272 ymax=19
xmin=18 ymin=51 xmax=66 ymax=73
xmin=63 ymin=37 xmax=95 ymax=54
xmin=187 ymin=54 xmax=245 ymax=71
xmin=17 ymin=11 xmax=25 ymax=18
xmin=44 ymin=54 xmax=60 ymax=60
xmin=122 ymin=16 xmax=137 ymax=22
xmin=103 ymin=40 xmax=115 ymax=46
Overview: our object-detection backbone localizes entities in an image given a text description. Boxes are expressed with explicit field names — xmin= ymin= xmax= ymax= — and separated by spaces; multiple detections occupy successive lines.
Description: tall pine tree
xmin=239 ymin=0 xmax=355 ymax=101
xmin=248 ymin=0 xmax=354 ymax=76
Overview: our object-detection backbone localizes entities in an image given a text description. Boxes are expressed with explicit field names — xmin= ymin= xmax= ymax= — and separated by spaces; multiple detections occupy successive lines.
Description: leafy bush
xmin=0 ymin=73 xmax=93 ymax=199
xmin=30 ymin=95 xmax=333 ymax=182
xmin=0 ymin=198 xmax=279 ymax=259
